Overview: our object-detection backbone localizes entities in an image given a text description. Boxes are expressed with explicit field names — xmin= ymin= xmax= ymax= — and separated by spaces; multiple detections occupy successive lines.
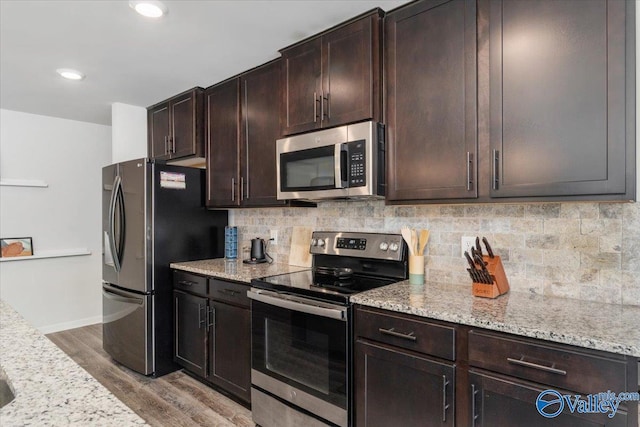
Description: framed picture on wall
xmin=0 ymin=237 xmax=33 ymax=258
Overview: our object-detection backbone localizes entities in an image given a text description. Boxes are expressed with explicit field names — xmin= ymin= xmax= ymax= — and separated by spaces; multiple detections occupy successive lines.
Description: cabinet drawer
xmin=208 ymin=279 xmax=250 ymax=308
xmin=355 ymin=307 xmax=455 ymax=361
xmin=173 ymin=271 xmax=207 ymax=295
xmin=468 ymin=330 xmax=627 ymax=394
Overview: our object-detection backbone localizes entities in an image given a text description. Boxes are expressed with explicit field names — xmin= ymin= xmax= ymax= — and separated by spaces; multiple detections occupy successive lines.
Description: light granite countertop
xmin=0 ymin=300 xmax=147 ymax=426
xmin=170 ymin=258 xmax=310 ymax=283
xmin=351 ymin=281 xmax=640 ymax=358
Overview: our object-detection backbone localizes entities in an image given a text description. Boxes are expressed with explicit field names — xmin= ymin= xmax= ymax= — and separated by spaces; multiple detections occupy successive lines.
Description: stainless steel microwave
xmin=276 ymin=121 xmax=385 ymax=201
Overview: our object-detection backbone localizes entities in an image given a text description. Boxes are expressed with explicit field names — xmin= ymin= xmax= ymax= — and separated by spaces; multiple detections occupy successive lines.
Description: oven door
xmin=248 ymin=289 xmax=349 ymax=427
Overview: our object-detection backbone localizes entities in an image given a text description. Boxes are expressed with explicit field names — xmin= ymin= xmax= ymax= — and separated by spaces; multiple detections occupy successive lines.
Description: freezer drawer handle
xmin=102 ymin=288 xmax=143 ymax=305
xmin=507 ymin=357 xmax=567 ymax=376
xmin=247 ymin=288 xmax=347 ymax=321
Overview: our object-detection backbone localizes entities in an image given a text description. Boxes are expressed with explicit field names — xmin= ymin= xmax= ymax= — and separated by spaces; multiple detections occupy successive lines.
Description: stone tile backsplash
xmin=231 ymin=200 xmax=640 ymax=306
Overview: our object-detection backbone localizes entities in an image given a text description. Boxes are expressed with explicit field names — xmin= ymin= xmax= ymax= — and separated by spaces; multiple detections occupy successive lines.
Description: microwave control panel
xmin=348 ymin=140 xmax=366 ymax=187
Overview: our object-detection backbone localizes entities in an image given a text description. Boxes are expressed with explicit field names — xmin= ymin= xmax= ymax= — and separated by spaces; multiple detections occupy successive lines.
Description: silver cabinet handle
xmin=164 ymin=135 xmax=169 ymax=155
xmin=198 ymin=303 xmax=205 ymax=329
xmin=177 ymin=280 xmax=197 ymax=287
xmin=325 ymin=92 xmax=330 ymax=119
xmin=320 ymin=90 xmax=324 ymax=121
xmin=471 ymin=384 xmax=479 ymax=426
xmin=207 ymin=305 xmax=215 ymax=328
xmin=313 ymin=91 xmax=318 ymax=122
xmin=492 ymin=149 xmax=500 ymax=190
xmin=171 ymin=135 xmax=175 ymax=153
xmin=218 ymin=288 xmax=240 ymax=296
xmin=467 ymin=151 xmax=473 ymax=191
xmin=240 ymin=177 xmax=244 ymax=201
xmin=231 ymin=177 xmax=235 ymax=201
xmin=247 ymin=289 xmax=347 ymax=321
xmin=507 ymin=357 xmax=567 ymax=376
xmin=378 ymin=327 xmax=417 ymax=342
xmin=442 ymin=375 xmax=450 ymax=422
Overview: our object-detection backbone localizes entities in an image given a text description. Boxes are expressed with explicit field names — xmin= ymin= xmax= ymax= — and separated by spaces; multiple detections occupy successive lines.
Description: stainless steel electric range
xmin=248 ymin=231 xmax=408 ymax=427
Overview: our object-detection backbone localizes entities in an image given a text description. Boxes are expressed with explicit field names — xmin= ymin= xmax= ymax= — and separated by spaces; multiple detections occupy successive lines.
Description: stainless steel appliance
xmin=249 ymin=232 xmax=408 ymax=427
xmin=276 ymin=121 xmax=385 ymax=201
xmin=102 ymin=158 xmax=227 ymax=376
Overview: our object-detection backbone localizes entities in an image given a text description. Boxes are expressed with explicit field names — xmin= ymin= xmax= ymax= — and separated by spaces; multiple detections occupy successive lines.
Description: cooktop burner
xmin=251 ymin=231 xmax=409 ymax=304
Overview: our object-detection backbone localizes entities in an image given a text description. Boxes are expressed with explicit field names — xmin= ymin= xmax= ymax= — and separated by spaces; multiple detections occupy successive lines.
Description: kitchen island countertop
xmin=170 ymin=258 xmax=309 ymax=283
xmin=351 ymin=281 xmax=640 ymax=358
xmin=0 ymin=300 xmax=147 ymax=426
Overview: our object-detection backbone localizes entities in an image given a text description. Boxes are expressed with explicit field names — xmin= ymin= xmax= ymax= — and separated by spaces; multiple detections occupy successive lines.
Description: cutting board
xmin=289 ymin=226 xmax=313 ymax=267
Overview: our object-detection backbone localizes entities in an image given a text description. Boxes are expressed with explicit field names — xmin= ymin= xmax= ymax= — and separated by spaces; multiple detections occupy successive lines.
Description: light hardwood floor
xmin=47 ymin=324 xmax=254 ymax=427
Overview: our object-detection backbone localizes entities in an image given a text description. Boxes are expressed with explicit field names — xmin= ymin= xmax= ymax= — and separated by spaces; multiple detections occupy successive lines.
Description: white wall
xmin=111 ymin=102 xmax=147 ymax=163
xmin=0 ymin=109 xmax=111 ymax=332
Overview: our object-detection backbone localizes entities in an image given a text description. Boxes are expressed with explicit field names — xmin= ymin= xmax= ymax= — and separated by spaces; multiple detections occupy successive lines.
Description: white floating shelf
xmin=0 ymin=248 xmax=91 ymax=262
xmin=0 ymin=179 xmax=48 ymax=188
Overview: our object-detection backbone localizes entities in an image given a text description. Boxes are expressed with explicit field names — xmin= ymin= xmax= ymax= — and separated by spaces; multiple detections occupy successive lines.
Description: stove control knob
xmin=389 ymin=242 xmax=400 ymax=252
xmin=311 ymin=238 xmax=318 ymax=247
xmin=317 ymin=239 xmax=326 ymax=247
xmin=379 ymin=242 xmax=389 ymax=251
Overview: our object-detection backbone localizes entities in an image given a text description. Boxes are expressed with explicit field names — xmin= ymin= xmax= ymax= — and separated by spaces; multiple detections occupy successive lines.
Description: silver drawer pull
xmin=507 ymin=357 xmax=567 ymax=376
xmin=178 ymin=280 xmax=197 ymax=287
xmin=378 ymin=327 xmax=417 ymax=342
xmin=219 ymin=288 xmax=240 ymax=296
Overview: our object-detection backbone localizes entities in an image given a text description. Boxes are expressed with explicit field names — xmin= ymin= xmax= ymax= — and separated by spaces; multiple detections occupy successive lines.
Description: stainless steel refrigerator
xmin=102 ymin=158 xmax=227 ymax=376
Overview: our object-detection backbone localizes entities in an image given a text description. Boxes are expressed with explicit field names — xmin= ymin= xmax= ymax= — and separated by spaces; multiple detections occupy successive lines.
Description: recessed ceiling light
xmin=129 ymin=1 xmax=168 ymax=18
xmin=56 ymin=68 xmax=85 ymax=81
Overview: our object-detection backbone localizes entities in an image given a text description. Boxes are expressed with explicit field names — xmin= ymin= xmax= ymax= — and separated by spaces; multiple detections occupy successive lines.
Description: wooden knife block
xmin=472 ymin=255 xmax=510 ymax=299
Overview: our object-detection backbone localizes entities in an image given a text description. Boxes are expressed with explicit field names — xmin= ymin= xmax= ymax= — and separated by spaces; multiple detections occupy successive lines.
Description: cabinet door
xmin=148 ymin=103 xmax=170 ymax=160
xmin=241 ymin=60 xmax=286 ymax=207
xmin=280 ymin=37 xmax=322 ymax=136
xmin=469 ymin=370 xmax=628 ymax=427
xmin=170 ymin=89 xmax=203 ymax=160
xmin=173 ymin=290 xmax=207 ymax=378
xmin=206 ymin=79 xmax=240 ymax=207
xmin=355 ymin=340 xmax=454 ymax=427
xmin=488 ymin=0 xmax=630 ymax=198
xmin=386 ymin=0 xmax=478 ymax=201
xmin=322 ymin=14 xmax=379 ymax=128
xmin=207 ymin=301 xmax=251 ymax=403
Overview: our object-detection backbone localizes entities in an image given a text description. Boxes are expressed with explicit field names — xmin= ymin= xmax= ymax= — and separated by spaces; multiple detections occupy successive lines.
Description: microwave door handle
xmin=334 ymin=143 xmax=349 ymax=189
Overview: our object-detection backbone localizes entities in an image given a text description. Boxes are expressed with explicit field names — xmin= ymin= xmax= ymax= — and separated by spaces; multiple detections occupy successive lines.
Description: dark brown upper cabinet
xmin=147 ymin=88 xmax=205 ymax=166
xmin=280 ymin=9 xmax=383 ymax=136
xmin=386 ymin=0 xmax=478 ymax=202
xmin=487 ymin=0 xmax=635 ymax=200
xmin=206 ymin=79 xmax=240 ymax=208
xmin=206 ymin=60 xmax=286 ymax=208
xmin=385 ymin=0 xmax=635 ymax=204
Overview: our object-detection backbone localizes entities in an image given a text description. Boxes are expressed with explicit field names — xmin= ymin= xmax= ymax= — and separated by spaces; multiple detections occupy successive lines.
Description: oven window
xmin=252 ymin=301 xmax=348 ymax=408
xmin=265 ymin=318 xmax=330 ymax=394
xmin=281 ymin=146 xmax=336 ymax=191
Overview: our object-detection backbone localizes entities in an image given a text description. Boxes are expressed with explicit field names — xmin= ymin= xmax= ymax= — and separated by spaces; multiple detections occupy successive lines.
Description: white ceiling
xmin=0 ymin=0 xmax=409 ymax=126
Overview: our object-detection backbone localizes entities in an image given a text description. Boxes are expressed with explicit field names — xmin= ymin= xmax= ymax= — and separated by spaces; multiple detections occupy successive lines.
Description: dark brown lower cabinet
xmin=174 ymin=290 xmax=207 ymax=377
xmin=173 ymin=272 xmax=251 ymax=404
xmin=354 ymin=305 xmax=638 ymax=427
xmin=207 ymin=300 xmax=251 ymax=403
xmin=355 ymin=339 xmax=455 ymax=427
xmin=469 ymin=370 xmax=628 ymax=427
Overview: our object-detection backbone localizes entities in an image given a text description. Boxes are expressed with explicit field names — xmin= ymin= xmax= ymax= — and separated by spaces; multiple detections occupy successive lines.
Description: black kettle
xmin=249 ymin=238 xmax=267 ymax=262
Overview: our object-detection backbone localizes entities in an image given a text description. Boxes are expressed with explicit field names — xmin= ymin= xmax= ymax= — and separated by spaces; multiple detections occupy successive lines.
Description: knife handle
xmin=482 ymin=237 xmax=495 ymax=258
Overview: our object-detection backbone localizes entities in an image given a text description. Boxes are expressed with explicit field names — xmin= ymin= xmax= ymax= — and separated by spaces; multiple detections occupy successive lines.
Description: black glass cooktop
xmin=251 ymin=269 xmax=398 ymax=304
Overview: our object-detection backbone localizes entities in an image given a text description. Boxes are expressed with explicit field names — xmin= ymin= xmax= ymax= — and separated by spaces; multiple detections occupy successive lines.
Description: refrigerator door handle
xmin=109 ymin=175 xmax=123 ymax=272
xmin=102 ymin=286 xmax=144 ymax=305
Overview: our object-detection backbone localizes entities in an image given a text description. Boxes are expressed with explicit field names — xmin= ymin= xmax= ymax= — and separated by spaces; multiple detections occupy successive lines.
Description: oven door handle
xmin=247 ymin=289 xmax=347 ymax=321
